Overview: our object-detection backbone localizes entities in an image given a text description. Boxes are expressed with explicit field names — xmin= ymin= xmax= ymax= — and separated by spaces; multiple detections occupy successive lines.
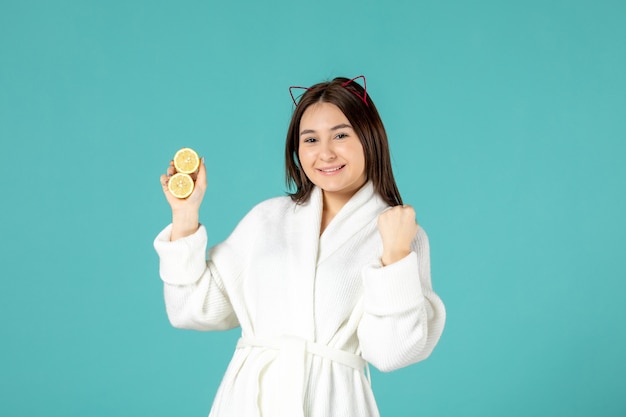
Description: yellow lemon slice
xmin=173 ymin=147 xmax=200 ymax=174
xmin=168 ymin=173 xmax=194 ymax=199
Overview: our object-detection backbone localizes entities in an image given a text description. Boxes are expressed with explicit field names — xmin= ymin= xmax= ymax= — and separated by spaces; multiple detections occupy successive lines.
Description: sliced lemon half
xmin=168 ymin=173 xmax=194 ymax=199
xmin=173 ymin=147 xmax=200 ymax=174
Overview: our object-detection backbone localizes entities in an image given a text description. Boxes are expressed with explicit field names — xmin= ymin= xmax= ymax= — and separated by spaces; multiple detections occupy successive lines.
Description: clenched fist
xmin=377 ymin=205 xmax=419 ymax=266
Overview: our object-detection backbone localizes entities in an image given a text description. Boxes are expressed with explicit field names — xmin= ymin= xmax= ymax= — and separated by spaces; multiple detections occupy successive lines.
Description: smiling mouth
xmin=317 ymin=165 xmax=346 ymax=173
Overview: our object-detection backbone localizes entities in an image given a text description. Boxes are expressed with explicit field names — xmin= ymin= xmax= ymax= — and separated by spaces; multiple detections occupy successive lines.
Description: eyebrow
xmin=300 ymin=123 xmax=353 ymax=136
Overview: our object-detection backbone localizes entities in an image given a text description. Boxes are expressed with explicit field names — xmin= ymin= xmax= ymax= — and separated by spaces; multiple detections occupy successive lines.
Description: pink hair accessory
xmin=342 ymin=75 xmax=368 ymax=105
xmin=289 ymin=75 xmax=368 ymax=107
xmin=289 ymin=85 xmax=310 ymax=107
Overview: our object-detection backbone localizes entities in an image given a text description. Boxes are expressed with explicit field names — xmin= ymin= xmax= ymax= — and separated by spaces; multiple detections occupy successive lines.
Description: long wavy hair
xmin=285 ymin=76 xmax=403 ymax=206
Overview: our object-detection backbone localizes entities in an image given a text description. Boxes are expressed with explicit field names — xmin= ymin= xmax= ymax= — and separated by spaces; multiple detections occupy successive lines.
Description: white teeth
xmin=320 ymin=166 xmax=343 ymax=172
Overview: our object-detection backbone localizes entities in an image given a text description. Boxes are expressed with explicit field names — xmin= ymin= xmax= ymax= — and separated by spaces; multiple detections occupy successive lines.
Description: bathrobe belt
xmin=237 ymin=335 xmax=370 ymax=417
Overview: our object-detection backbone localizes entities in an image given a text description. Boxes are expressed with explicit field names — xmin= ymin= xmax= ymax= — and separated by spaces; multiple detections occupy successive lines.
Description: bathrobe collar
xmin=294 ymin=181 xmax=389 ymax=264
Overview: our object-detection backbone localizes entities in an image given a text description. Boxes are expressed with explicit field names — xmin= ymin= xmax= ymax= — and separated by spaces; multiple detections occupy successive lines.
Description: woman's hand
xmin=377 ymin=205 xmax=419 ymax=266
xmin=160 ymin=158 xmax=207 ymax=241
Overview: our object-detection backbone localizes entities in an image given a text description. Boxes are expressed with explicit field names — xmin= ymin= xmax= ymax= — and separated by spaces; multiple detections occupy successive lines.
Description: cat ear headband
xmin=289 ymin=75 xmax=368 ymax=107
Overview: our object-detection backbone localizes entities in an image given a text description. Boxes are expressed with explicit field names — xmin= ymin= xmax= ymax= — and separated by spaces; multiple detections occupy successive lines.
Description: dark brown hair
xmin=285 ymin=76 xmax=403 ymax=206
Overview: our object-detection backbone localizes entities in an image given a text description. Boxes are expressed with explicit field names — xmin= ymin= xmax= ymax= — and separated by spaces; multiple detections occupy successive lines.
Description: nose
xmin=319 ymin=140 xmax=336 ymax=161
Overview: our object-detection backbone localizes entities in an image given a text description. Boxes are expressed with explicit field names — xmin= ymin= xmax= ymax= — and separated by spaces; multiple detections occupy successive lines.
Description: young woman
xmin=154 ymin=76 xmax=446 ymax=417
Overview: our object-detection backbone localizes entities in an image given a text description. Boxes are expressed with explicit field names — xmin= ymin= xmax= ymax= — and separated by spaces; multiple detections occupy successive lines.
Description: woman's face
xmin=298 ymin=102 xmax=367 ymax=201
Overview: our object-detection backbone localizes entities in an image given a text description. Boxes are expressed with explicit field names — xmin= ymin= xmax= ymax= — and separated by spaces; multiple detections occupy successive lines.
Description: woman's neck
xmin=320 ymin=191 xmax=352 ymax=235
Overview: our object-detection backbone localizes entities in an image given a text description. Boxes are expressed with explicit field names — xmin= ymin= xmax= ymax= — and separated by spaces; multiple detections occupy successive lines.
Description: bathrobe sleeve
xmin=153 ymin=224 xmax=240 ymax=330
xmin=357 ymin=226 xmax=446 ymax=372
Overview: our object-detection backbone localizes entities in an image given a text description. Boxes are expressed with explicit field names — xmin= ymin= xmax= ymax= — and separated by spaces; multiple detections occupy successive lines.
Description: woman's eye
xmin=303 ymin=137 xmax=317 ymax=143
xmin=335 ymin=133 xmax=348 ymax=139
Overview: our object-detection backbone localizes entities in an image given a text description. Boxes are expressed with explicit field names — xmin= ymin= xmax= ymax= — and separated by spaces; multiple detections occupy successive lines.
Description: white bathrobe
xmin=154 ymin=182 xmax=446 ymax=417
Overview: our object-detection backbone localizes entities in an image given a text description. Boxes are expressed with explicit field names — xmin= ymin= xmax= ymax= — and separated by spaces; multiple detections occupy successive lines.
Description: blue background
xmin=1 ymin=0 xmax=625 ymax=416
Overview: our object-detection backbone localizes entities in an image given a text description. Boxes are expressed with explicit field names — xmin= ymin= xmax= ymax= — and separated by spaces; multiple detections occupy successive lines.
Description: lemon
xmin=173 ymin=147 xmax=200 ymax=174
xmin=168 ymin=173 xmax=194 ymax=199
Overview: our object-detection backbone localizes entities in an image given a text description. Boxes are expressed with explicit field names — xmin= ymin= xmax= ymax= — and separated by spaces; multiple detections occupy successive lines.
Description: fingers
xmin=400 ymin=203 xmax=414 ymax=212
xmin=166 ymin=160 xmax=176 ymax=177
xmin=160 ymin=162 xmax=175 ymax=199
xmin=378 ymin=204 xmax=419 ymax=231
xmin=386 ymin=204 xmax=416 ymax=219
xmin=160 ymin=161 xmax=174 ymax=189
